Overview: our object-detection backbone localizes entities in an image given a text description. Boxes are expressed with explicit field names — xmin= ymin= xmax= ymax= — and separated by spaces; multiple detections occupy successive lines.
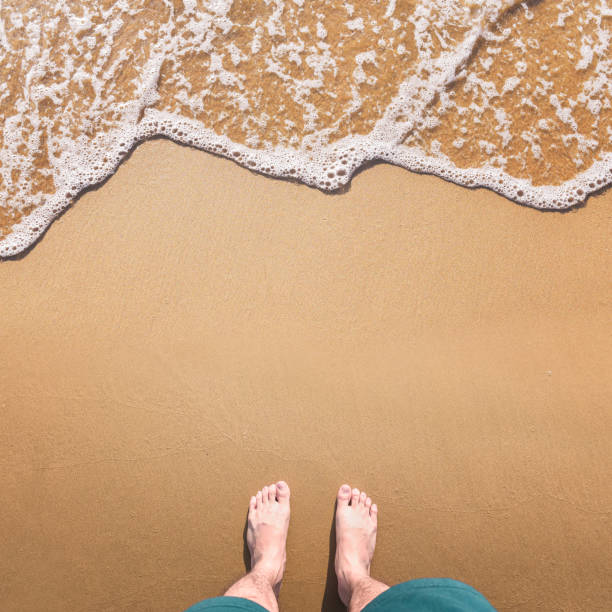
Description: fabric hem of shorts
xmin=362 ymin=578 xmax=494 ymax=611
xmin=183 ymin=595 xmax=269 ymax=611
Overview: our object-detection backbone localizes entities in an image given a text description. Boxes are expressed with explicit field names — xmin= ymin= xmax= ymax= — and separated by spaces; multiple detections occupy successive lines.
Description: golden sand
xmin=1 ymin=141 xmax=611 ymax=611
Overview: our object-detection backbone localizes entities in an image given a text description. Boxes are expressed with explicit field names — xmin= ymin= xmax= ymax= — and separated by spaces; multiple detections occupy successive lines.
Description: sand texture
xmin=1 ymin=140 xmax=611 ymax=611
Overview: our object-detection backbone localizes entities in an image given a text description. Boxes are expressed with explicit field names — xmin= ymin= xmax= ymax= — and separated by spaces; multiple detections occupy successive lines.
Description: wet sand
xmin=1 ymin=139 xmax=611 ymax=612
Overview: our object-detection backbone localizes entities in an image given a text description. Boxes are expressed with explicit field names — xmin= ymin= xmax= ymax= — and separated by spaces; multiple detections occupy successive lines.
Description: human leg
xmin=333 ymin=483 xmax=496 ymax=612
xmin=224 ymin=481 xmax=290 ymax=611
xmin=334 ymin=484 xmax=389 ymax=612
xmin=185 ymin=481 xmax=290 ymax=612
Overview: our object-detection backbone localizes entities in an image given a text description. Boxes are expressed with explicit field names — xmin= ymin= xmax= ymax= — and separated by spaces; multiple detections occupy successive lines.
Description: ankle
xmin=340 ymin=567 xmax=370 ymax=590
xmin=251 ymin=559 xmax=284 ymax=587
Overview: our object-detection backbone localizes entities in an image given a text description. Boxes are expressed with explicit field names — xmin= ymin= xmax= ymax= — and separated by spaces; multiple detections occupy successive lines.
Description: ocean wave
xmin=0 ymin=0 xmax=610 ymax=256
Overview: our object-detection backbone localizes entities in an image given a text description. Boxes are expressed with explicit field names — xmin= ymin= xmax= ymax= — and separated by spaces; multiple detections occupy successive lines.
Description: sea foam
xmin=0 ymin=0 xmax=610 ymax=256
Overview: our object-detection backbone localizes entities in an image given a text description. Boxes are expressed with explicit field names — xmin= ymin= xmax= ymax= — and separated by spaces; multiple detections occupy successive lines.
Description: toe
xmin=359 ymin=491 xmax=367 ymax=506
xmin=268 ymin=483 xmax=277 ymax=502
xmin=337 ymin=484 xmax=351 ymax=507
xmin=262 ymin=486 xmax=269 ymax=504
xmin=276 ymin=481 xmax=291 ymax=505
xmin=365 ymin=497 xmax=372 ymax=509
xmin=351 ymin=488 xmax=360 ymax=506
xmin=249 ymin=495 xmax=256 ymax=512
xmin=256 ymin=490 xmax=263 ymax=508
xmin=370 ymin=503 xmax=378 ymax=520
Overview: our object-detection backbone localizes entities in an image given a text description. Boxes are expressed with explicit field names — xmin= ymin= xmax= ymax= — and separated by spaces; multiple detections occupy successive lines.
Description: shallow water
xmin=0 ymin=0 xmax=610 ymax=256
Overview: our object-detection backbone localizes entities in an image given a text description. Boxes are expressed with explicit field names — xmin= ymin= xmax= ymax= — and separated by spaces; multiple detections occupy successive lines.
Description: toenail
xmin=341 ymin=485 xmax=351 ymax=493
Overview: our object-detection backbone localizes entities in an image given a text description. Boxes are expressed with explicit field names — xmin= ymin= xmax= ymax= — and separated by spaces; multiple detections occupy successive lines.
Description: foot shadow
xmin=321 ymin=501 xmax=345 ymax=612
xmin=242 ymin=512 xmax=250 ymax=572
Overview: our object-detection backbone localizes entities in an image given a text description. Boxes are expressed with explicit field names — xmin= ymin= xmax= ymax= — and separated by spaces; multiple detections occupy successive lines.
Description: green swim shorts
xmin=362 ymin=578 xmax=497 ymax=611
xmin=184 ymin=596 xmax=267 ymax=611
xmin=184 ymin=578 xmax=496 ymax=611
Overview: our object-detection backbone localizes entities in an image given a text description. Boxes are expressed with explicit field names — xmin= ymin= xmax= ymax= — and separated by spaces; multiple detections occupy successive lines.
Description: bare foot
xmin=247 ymin=481 xmax=291 ymax=592
xmin=335 ymin=484 xmax=378 ymax=606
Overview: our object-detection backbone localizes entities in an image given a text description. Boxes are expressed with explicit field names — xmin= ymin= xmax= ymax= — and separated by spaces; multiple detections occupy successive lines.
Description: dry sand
xmin=1 ymin=139 xmax=611 ymax=612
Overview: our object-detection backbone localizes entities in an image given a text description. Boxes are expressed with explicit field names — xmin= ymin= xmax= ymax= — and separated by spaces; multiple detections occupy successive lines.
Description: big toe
xmin=337 ymin=484 xmax=352 ymax=507
xmin=276 ymin=481 xmax=290 ymax=505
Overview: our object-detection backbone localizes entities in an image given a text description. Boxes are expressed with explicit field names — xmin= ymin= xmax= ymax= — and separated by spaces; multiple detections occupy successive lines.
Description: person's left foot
xmin=247 ymin=481 xmax=291 ymax=592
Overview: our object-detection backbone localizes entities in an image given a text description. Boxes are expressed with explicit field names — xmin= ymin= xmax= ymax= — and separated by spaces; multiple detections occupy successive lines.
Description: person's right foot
xmin=334 ymin=484 xmax=378 ymax=606
xmin=247 ymin=481 xmax=291 ymax=593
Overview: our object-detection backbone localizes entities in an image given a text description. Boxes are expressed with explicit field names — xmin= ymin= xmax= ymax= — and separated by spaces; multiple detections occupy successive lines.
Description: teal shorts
xmin=184 ymin=596 xmax=267 ymax=611
xmin=184 ymin=578 xmax=496 ymax=611
xmin=362 ymin=579 xmax=496 ymax=611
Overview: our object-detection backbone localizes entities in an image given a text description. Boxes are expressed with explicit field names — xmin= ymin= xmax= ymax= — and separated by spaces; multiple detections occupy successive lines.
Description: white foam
xmin=0 ymin=0 xmax=611 ymax=258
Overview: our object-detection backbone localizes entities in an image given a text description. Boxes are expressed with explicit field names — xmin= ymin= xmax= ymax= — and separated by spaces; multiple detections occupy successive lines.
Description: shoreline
xmin=3 ymin=128 xmax=611 ymax=259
